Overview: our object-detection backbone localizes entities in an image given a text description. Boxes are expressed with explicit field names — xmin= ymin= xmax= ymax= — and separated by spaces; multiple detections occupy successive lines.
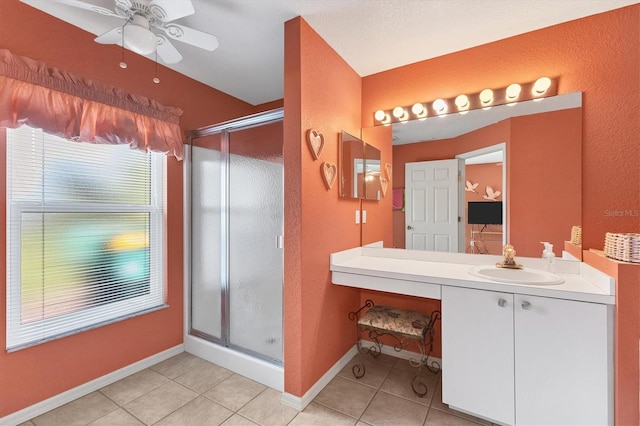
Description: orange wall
xmin=2 ymin=2 xmax=639 ymax=422
xmin=508 ymin=109 xmax=582 ymax=256
xmin=0 ymin=0 xmax=255 ymax=417
xmin=283 ymin=18 xmax=363 ymax=396
xmin=363 ymin=5 xmax=639 ymax=252
xmin=361 ymin=6 xmax=639 ymax=424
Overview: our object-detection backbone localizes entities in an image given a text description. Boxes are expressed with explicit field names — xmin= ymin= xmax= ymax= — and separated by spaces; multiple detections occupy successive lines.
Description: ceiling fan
xmin=55 ymin=0 xmax=219 ymax=64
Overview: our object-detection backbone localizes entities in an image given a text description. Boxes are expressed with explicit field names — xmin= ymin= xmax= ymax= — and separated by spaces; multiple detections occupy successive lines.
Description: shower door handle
xmin=276 ymin=235 xmax=284 ymax=249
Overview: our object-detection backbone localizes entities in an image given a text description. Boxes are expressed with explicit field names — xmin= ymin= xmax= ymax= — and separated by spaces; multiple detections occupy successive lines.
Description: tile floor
xmin=23 ymin=352 xmax=492 ymax=426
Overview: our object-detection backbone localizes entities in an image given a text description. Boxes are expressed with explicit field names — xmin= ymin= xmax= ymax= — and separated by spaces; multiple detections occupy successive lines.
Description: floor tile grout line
xmin=29 ymin=353 xmax=488 ymax=426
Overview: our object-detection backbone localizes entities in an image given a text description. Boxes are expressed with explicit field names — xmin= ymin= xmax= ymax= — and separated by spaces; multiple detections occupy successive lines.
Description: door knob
xmin=498 ymin=298 xmax=507 ymax=307
xmin=521 ymin=301 xmax=532 ymax=310
xmin=407 ymin=225 xmax=413 ymax=230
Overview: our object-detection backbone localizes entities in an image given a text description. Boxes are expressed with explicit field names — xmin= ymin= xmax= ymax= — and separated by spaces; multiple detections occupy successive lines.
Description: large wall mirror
xmin=339 ymin=131 xmax=382 ymax=200
xmin=365 ymin=92 xmax=583 ymax=258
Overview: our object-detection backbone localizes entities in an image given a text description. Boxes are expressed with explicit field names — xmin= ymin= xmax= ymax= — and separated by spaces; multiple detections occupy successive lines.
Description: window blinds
xmin=6 ymin=125 xmax=165 ymax=351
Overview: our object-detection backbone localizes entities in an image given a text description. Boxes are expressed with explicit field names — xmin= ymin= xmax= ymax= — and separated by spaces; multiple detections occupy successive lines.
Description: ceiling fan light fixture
xmin=124 ymin=15 xmax=157 ymax=55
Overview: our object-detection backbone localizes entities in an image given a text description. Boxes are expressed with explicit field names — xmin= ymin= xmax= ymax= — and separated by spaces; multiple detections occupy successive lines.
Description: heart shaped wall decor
xmin=380 ymin=177 xmax=388 ymax=196
xmin=321 ymin=161 xmax=337 ymax=190
xmin=385 ymin=163 xmax=392 ymax=180
xmin=306 ymin=129 xmax=324 ymax=160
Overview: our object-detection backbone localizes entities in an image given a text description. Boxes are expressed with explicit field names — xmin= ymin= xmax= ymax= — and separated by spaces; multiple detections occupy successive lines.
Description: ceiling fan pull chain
xmin=153 ymin=48 xmax=160 ymax=84
xmin=119 ymin=23 xmax=127 ymax=69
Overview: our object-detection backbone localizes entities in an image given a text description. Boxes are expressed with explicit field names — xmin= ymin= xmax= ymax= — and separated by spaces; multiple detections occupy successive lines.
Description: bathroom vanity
xmin=330 ymin=245 xmax=614 ymax=426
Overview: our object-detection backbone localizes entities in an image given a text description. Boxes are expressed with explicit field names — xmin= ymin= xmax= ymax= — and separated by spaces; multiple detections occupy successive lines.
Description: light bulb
xmin=374 ymin=110 xmax=387 ymax=122
xmin=433 ymin=99 xmax=447 ymax=114
xmin=392 ymin=106 xmax=405 ymax=119
xmin=506 ymin=83 xmax=521 ymax=101
xmin=479 ymin=89 xmax=494 ymax=106
xmin=411 ymin=103 xmax=425 ymax=116
xmin=533 ymin=77 xmax=552 ymax=95
xmin=455 ymin=94 xmax=469 ymax=110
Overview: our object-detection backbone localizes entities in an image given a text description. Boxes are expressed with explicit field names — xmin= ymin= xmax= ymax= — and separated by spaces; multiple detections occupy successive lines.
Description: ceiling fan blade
xmin=161 ymin=23 xmax=218 ymax=51
xmin=54 ymin=0 xmax=120 ymax=18
xmin=156 ymin=35 xmax=183 ymax=64
xmin=149 ymin=0 xmax=195 ymax=22
xmin=95 ymin=27 xmax=122 ymax=45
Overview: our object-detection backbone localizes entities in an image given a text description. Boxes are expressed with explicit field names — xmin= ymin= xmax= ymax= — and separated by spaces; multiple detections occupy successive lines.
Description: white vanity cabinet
xmin=442 ymin=285 xmax=613 ymax=426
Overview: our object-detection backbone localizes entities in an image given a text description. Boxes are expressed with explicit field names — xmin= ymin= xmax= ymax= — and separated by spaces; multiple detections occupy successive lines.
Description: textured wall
xmin=362 ymin=5 xmax=640 ymax=251
xmin=283 ymin=17 xmax=364 ymax=396
xmin=0 ymin=0 xmax=255 ymax=417
xmin=362 ymin=6 xmax=639 ymax=423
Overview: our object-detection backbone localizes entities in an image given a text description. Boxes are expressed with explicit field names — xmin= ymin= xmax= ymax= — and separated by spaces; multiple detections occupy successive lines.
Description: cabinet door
xmin=442 ymin=286 xmax=515 ymax=425
xmin=514 ymin=295 xmax=613 ymax=425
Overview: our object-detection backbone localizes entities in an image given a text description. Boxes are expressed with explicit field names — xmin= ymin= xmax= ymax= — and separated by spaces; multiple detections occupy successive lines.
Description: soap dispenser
xmin=541 ymin=242 xmax=556 ymax=272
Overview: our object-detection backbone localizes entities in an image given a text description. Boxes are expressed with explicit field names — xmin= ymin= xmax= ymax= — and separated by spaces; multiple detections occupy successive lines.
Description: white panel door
xmin=442 ymin=286 xmax=515 ymax=426
xmin=514 ymin=295 xmax=613 ymax=425
xmin=405 ymin=159 xmax=464 ymax=251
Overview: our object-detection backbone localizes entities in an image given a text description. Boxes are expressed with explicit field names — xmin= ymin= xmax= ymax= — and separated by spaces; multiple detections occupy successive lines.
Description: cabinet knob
xmin=498 ymin=298 xmax=507 ymax=307
xmin=521 ymin=301 xmax=532 ymax=310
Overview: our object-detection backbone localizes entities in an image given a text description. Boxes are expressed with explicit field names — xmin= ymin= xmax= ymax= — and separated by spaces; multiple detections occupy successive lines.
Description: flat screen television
xmin=468 ymin=201 xmax=502 ymax=225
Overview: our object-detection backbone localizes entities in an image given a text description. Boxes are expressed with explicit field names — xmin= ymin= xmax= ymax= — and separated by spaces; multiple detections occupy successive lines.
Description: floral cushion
xmin=358 ymin=305 xmax=432 ymax=339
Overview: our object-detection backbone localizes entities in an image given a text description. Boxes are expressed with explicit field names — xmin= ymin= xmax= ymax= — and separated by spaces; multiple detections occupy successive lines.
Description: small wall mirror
xmin=363 ymin=143 xmax=381 ymax=200
xmin=339 ymin=131 xmax=381 ymax=200
xmin=339 ymin=131 xmax=365 ymax=199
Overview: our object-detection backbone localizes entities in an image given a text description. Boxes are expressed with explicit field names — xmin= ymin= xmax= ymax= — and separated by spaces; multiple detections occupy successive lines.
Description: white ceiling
xmin=20 ymin=0 xmax=639 ymax=106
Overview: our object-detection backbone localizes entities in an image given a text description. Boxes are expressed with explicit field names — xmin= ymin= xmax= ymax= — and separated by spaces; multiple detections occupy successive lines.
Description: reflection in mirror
xmin=339 ymin=131 xmax=365 ymax=199
xmin=363 ymin=143 xmax=381 ymax=200
xmin=458 ymin=144 xmax=506 ymax=255
xmin=339 ymin=131 xmax=382 ymax=200
xmin=385 ymin=92 xmax=582 ymax=258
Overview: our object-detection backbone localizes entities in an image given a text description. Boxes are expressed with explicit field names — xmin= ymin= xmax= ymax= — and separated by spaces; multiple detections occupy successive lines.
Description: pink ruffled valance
xmin=0 ymin=49 xmax=184 ymax=159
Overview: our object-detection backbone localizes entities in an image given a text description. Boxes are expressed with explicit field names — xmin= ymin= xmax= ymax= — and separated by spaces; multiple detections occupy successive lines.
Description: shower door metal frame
xmin=184 ymin=108 xmax=284 ymax=365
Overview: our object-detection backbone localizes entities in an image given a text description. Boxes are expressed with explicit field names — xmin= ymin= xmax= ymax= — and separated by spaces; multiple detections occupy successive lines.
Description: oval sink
xmin=468 ymin=265 xmax=564 ymax=285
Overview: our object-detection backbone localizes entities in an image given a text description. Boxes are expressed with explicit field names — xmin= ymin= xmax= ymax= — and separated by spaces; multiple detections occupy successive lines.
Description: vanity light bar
xmin=373 ymin=77 xmax=558 ymax=125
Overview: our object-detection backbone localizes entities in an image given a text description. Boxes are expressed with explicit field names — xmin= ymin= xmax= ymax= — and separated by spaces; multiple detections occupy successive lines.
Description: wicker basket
xmin=570 ymin=226 xmax=582 ymax=245
xmin=604 ymin=232 xmax=640 ymax=263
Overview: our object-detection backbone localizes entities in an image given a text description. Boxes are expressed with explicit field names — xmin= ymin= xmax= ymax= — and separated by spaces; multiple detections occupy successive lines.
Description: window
xmin=6 ymin=126 xmax=165 ymax=351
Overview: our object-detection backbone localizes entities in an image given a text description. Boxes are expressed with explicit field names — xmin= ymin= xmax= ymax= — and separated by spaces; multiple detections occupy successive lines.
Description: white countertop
xmin=330 ymin=245 xmax=615 ymax=304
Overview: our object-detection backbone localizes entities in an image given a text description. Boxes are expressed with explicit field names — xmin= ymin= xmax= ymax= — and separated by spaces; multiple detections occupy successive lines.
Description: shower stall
xmin=184 ymin=109 xmax=284 ymax=390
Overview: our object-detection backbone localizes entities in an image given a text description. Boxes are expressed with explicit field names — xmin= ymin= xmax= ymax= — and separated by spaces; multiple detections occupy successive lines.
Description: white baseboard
xmin=0 ymin=344 xmax=184 ymax=426
xmin=374 ymin=341 xmax=442 ymax=366
xmin=281 ymin=345 xmax=358 ymax=411
xmin=279 ymin=342 xmax=442 ymax=412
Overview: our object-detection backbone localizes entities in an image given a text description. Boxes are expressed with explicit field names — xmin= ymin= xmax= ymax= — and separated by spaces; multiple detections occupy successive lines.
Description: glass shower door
xmin=190 ymin=133 xmax=224 ymax=342
xmin=189 ymin=111 xmax=283 ymax=364
xmin=228 ymin=121 xmax=283 ymax=362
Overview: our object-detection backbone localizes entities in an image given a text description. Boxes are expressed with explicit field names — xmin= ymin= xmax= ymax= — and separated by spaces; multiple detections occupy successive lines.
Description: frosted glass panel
xmin=190 ymin=135 xmax=223 ymax=339
xmin=228 ymin=122 xmax=283 ymax=362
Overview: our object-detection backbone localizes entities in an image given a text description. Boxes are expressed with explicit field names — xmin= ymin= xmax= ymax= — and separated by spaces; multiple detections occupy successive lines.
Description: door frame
xmin=456 ymin=143 xmax=507 ymax=247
